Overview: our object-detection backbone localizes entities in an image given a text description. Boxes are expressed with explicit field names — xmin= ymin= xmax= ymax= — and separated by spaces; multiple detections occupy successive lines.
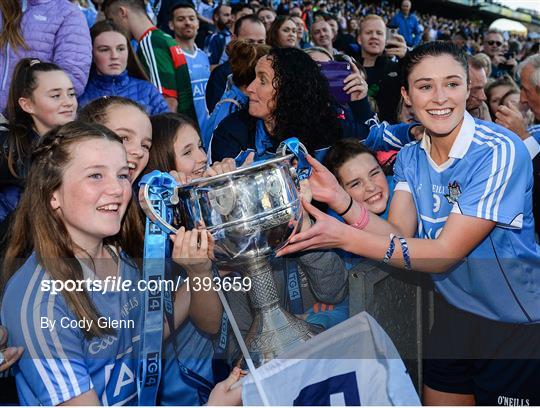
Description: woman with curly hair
xmin=210 ymin=47 xmax=413 ymax=164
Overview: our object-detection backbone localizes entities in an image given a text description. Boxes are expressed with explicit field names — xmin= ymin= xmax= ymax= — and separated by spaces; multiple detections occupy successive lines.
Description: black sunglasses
xmin=487 ymin=40 xmax=502 ymax=47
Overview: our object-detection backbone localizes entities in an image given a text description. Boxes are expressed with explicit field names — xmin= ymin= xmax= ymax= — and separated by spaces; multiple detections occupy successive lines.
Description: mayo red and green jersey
xmin=393 ymin=112 xmax=540 ymax=323
xmin=1 ymin=252 xmax=143 ymax=405
xmin=137 ymin=26 xmax=197 ymax=122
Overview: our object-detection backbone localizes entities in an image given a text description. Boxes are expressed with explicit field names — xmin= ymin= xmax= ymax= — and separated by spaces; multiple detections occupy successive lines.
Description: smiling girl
xmin=325 ymin=139 xmax=392 ymax=217
xmin=0 ymin=59 xmax=77 ymax=222
xmin=0 ymin=121 xmax=240 ymax=405
xmin=280 ymin=42 xmax=540 ymax=406
xmin=79 ymin=96 xmax=153 ymax=183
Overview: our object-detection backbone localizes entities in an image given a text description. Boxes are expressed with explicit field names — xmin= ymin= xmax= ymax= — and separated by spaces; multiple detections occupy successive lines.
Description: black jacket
xmin=361 ymin=54 xmax=402 ymax=124
xmin=205 ymin=61 xmax=232 ymax=114
xmin=210 ymin=98 xmax=375 ymax=162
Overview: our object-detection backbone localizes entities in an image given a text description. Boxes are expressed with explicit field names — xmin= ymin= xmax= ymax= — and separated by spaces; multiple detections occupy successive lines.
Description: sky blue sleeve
xmin=529 ymin=125 xmax=540 ymax=144
xmin=362 ymin=122 xmax=413 ymax=152
xmin=452 ymin=134 xmax=530 ymax=228
xmin=392 ymin=149 xmax=408 ymax=186
xmin=8 ymin=291 xmax=92 ymax=405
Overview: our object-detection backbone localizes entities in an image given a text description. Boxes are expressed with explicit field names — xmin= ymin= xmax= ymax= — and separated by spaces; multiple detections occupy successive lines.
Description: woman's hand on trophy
xmin=277 ymin=199 xmax=348 ymax=256
xmin=204 ymin=152 xmax=255 ymax=177
xmin=306 ymin=155 xmax=350 ymax=213
xmin=170 ymin=170 xmax=191 ymax=185
xmin=170 ymin=227 xmax=214 ymax=275
xmin=207 ymin=367 xmax=243 ymax=406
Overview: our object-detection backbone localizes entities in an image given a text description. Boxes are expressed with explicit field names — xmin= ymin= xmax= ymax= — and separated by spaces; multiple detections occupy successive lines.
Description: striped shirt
xmin=394 ymin=112 xmax=540 ymax=323
xmin=137 ymin=26 xmax=197 ymax=122
xmin=1 ymin=252 xmax=143 ymax=405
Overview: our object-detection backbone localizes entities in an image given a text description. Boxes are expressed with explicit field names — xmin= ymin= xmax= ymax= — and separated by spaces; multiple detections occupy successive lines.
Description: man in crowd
xmin=452 ymin=30 xmax=472 ymax=55
xmin=232 ymin=3 xmax=254 ymax=20
xmin=483 ymin=30 xmax=517 ymax=78
xmin=355 ymin=14 xmax=407 ymax=123
xmin=390 ymin=0 xmax=422 ymax=48
xmin=324 ymin=15 xmax=339 ymax=46
xmin=170 ymin=2 xmax=211 ymax=132
xmin=466 ymin=55 xmax=490 ymax=121
xmin=206 ymin=4 xmax=233 ymax=69
xmin=495 ymin=54 xmax=539 ymax=145
xmin=104 ymin=0 xmax=196 ymax=120
xmin=494 ymin=55 xmax=540 ymax=236
xmin=311 ymin=20 xmax=338 ymax=56
xmin=205 ymin=15 xmax=266 ymax=113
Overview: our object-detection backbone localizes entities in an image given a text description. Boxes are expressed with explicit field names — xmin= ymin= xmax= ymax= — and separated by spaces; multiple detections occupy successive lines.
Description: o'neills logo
xmin=497 ymin=395 xmax=530 ymax=406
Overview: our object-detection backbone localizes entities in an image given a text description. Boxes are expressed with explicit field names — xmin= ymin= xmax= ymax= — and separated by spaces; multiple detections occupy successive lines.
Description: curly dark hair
xmin=268 ymin=47 xmax=341 ymax=152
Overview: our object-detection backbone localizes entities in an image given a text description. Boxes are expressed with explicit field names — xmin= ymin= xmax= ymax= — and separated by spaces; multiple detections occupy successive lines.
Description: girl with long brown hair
xmin=78 ymin=20 xmax=169 ymax=115
xmin=0 ymin=121 xmax=239 ymax=405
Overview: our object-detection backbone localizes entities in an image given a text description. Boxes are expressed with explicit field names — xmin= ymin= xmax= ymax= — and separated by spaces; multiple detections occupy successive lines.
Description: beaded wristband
xmin=396 ymin=236 xmax=412 ymax=270
xmin=383 ymin=233 xmax=397 ymax=264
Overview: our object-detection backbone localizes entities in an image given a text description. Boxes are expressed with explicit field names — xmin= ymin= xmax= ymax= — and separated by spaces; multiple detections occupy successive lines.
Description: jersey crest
xmin=444 ymin=180 xmax=461 ymax=204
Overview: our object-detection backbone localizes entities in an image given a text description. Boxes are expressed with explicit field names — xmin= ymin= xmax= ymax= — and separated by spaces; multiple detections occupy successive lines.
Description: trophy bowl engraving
xmin=172 ymin=155 xmax=302 ymax=266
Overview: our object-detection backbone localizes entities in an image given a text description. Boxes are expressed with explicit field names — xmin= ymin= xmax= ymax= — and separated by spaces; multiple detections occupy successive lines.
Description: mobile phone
xmin=503 ymin=51 xmax=515 ymax=60
xmin=386 ymin=26 xmax=399 ymax=48
xmin=317 ymin=61 xmax=352 ymax=105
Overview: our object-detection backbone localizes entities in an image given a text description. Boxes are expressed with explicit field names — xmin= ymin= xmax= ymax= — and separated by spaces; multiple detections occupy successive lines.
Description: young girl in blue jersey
xmin=0 ymin=121 xmax=241 ymax=405
xmin=144 ymin=114 xmax=237 ymax=405
xmin=279 ymin=41 xmax=540 ymax=406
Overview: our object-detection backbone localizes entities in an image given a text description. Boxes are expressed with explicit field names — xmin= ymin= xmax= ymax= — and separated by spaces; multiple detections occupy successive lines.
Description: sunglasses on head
xmin=487 ymin=40 xmax=502 ymax=47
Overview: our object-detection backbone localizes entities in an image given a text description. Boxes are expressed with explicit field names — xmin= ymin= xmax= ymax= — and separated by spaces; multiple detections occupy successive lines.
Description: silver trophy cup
xmin=141 ymin=154 xmax=317 ymax=366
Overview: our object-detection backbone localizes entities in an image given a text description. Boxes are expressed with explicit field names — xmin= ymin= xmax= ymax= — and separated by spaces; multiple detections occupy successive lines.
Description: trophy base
xmin=238 ymin=304 xmax=321 ymax=368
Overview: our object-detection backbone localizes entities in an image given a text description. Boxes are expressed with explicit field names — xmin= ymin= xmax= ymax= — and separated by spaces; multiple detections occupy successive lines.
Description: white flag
xmin=241 ymin=312 xmax=420 ymax=406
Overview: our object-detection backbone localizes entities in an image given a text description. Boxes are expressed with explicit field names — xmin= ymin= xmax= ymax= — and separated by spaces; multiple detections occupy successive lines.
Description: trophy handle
xmin=278 ymin=137 xmax=311 ymax=186
xmin=139 ymin=170 xmax=179 ymax=235
xmin=141 ymin=183 xmax=179 ymax=234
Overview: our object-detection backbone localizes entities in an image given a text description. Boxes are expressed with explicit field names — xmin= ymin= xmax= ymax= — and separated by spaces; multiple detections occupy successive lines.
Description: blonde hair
xmin=359 ymin=14 xmax=385 ymax=34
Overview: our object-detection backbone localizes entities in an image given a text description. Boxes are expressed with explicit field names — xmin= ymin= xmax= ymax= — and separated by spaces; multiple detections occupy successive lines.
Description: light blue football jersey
xmin=393 ymin=112 xmax=540 ymax=323
xmin=158 ymin=321 xmax=216 ymax=405
xmin=184 ymin=47 xmax=211 ymax=133
xmin=1 ymin=252 xmax=143 ymax=405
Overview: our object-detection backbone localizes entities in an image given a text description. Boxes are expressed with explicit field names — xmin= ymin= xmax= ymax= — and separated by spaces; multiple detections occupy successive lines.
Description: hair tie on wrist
xmin=337 ymin=195 xmax=353 ymax=216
